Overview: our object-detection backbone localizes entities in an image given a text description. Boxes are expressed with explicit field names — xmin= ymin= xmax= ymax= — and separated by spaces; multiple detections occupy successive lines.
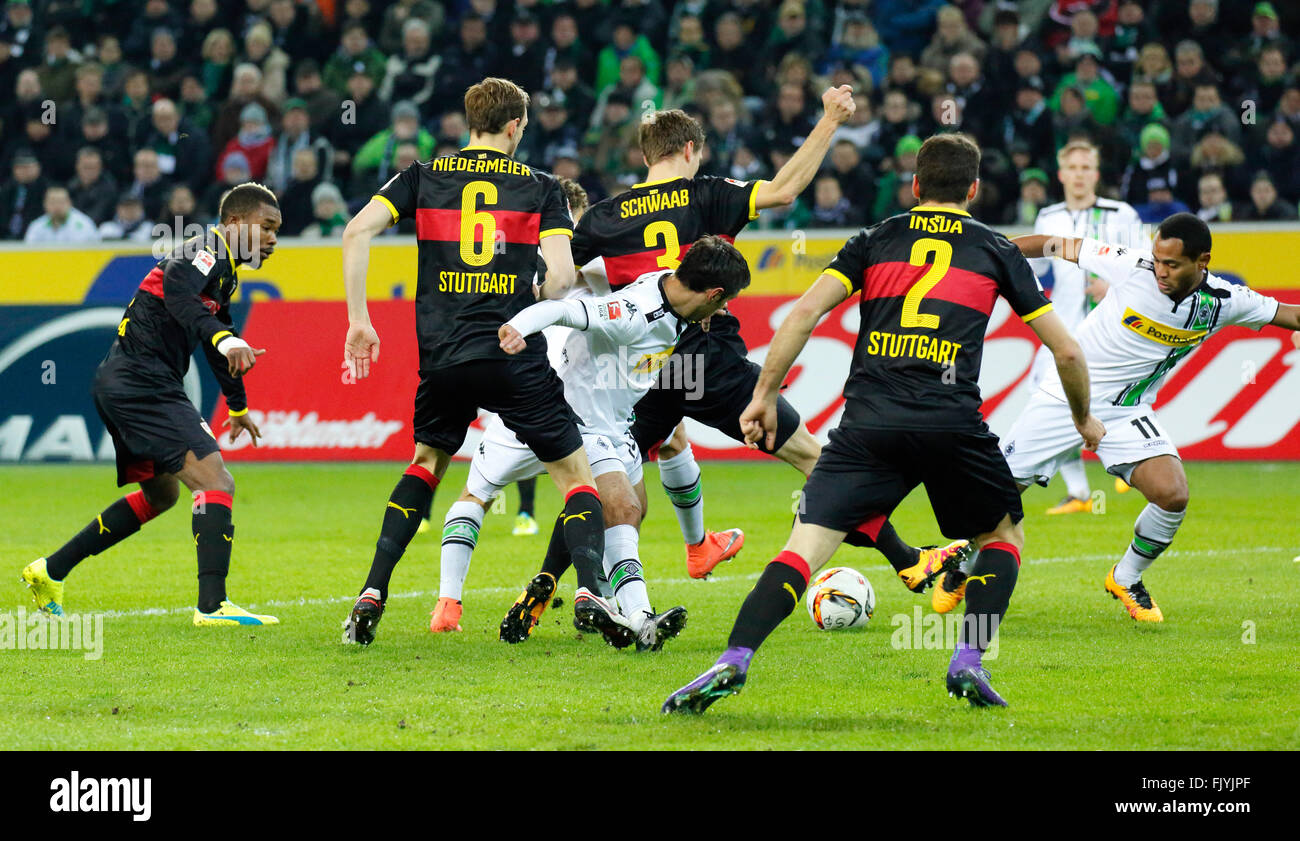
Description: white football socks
xmin=1060 ymin=456 xmax=1091 ymax=501
xmin=438 ymin=500 xmax=485 ymax=601
xmin=603 ymin=523 xmax=650 ymax=629
xmin=659 ymin=444 xmax=705 ymax=545
xmin=1114 ymin=503 xmax=1185 ymax=587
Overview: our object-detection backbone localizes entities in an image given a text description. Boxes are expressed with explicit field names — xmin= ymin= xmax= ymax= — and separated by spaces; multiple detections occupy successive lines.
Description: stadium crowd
xmin=1 ymin=0 xmax=1299 ymax=243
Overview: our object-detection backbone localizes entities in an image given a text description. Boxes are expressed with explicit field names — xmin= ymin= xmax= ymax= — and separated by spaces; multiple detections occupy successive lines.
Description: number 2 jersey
xmin=374 ymin=146 xmax=574 ymax=369
xmin=1038 ymin=237 xmax=1281 ymax=408
xmin=825 ymin=207 xmax=1052 ymax=430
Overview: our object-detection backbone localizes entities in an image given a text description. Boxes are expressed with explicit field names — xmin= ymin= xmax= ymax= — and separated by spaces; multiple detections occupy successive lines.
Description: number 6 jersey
xmin=825 ymin=206 xmax=1052 ymax=430
xmin=373 ymin=146 xmax=574 ymax=369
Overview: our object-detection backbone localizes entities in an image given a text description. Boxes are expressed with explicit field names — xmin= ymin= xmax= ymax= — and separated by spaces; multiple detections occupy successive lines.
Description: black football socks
xmin=46 ymin=490 xmax=163 ymax=581
xmin=193 ymin=490 xmax=235 ymax=614
xmin=363 ymin=464 xmax=439 ymax=601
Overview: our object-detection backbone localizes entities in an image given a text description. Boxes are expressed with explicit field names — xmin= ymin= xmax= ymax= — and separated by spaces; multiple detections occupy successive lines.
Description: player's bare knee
xmin=1154 ymin=485 xmax=1189 ymax=512
xmin=604 ymin=494 xmax=642 ymax=527
xmin=457 ymin=488 xmax=492 ymax=509
xmin=141 ymin=479 xmax=180 ymax=512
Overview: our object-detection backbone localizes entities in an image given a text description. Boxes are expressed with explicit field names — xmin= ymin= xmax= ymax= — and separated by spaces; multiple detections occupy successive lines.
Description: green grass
xmin=1 ymin=461 xmax=1297 ymax=750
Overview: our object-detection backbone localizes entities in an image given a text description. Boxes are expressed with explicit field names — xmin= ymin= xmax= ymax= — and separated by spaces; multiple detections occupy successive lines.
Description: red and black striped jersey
xmin=106 ymin=227 xmax=247 ymax=410
xmin=375 ymin=146 xmax=574 ymax=367
xmin=824 ymin=206 xmax=1052 ymax=430
xmin=572 ymin=175 xmax=762 ymax=290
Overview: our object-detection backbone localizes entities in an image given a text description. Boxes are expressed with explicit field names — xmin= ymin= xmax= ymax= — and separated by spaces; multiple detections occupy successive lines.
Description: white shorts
xmin=466 ymin=417 xmax=643 ymax=502
xmin=1001 ymin=389 xmax=1180 ymax=486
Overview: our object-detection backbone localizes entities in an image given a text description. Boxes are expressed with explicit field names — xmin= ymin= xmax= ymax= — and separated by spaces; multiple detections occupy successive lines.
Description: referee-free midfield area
xmin=3 ymin=461 xmax=1296 ymax=750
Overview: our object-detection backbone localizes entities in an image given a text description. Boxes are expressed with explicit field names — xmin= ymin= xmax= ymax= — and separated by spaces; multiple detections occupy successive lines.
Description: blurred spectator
xmin=702 ymin=98 xmax=753 ymax=177
xmin=120 ymin=69 xmax=155 ymax=149
xmin=277 ymin=146 xmax=321 ymax=236
xmin=1168 ymin=40 xmax=1220 ymax=117
xmin=352 ymin=100 xmax=433 ymax=194
xmin=126 ymin=148 xmax=171 ymax=221
xmin=1195 ymin=172 xmax=1235 ymax=223
xmin=66 ymin=146 xmax=118 ymax=225
xmin=873 ymin=134 xmax=922 ymax=220
xmin=161 ymin=183 xmax=201 ymax=232
xmin=63 ymin=63 xmax=126 ymax=142
xmin=292 ymin=61 xmax=340 ymax=136
xmin=1238 ymin=170 xmax=1297 ymax=220
xmin=946 ymin=52 xmax=999 ymax=145
xmin=98 ymin=195 xmax=153 ymax=242
xmin=77 ymin=107 xmax=130 ymax=185
xmin=0 ymin=0 xmax=40 ymax=76
xmin=1226 ymin=3 xmax=1293 ymax=78
xmin=596 ymin=18 xmax=660 ymax=95
xmin=124 ymin=0 xmax=182 ymax=64
xmin=25 ymin=185 xmax=99 ymax=243
xmin=876 ymin=88 xmax=924 ymax=165
xmin=430 ymin=14 xmax=498 ymax=116
xmin=826 ymin=138 xmax=876 ymax=212
xmin=588 ymin=90 xmax=639 ymax=190
xmin=756 ymin=83 xmax=816 ymax=158
xmin=1186 ymin=132 xmax=1249 ymax=203
xmin=144 ymin=98 xmax=212 ymax=193
xmin=328 ymin=69 xmax=388 ymax=177
xmin=1134 ymin=175 xmax=1191 ymax=223
xmin=377 ymin=0 xmax=444 ymax=58
xmin=505 ymin=10 xmax=548 ymax=95
xmin=662 ymin=53 xmax=698 ymax=111
xmin=323 ymin=22 xmax=386 ymax=96
xmin=36 ymin=26 xmax=79 ymax=103
xmin=1016 ymin=168 xmax=1051 ymax=225
xmin=1241 ymin=45 xmax=1292 ymax=118
xmin=379 ymin=17 xmax=437 ymax=108
xmin=711 ymin=13 xmax=755 ymax=92
xmin=760 ymin=2 xmax=824 ymax=87
xmin=547 ymin=56 xmax=596 ymax=126
xmin=671 ymin=13 xmax=710 ymax=72
xmin=243 ymin=21 xmax=290 ymax=104
xmin=199 ymin=28 xmax=236 ymax=104
xmin=1116 ymin=80 xmax=1167 ymax=160
xmin=95 ymin=34 xmax=127 ymax=97
xmin=266 ymin=99 xmax=331 ymax=194
xmin=212 ymin=64 xmax=280 ymax=152
xmin=985 ymin=9 xmax=1025 ymax=100
xmin=518 ymin=93 xmax=579 ymax=169
xmin=1181 ymin=0 xmax=1221 ymax=72
xmin=0 ymin=149 xmax=47 ymax=239
xmin=821 ymin=12 xmax=889 ymax=88
xmin=216 ymin=102 xmax=274 ymax=181
xmin=1253 ymin=119 xmax=1300 ymax=204
xmin=1132 ymin=42 xmax=1175 ymax=105
xmin=1000 ymin=76 xmax=1055 ymax=166
xmin=833 ymin=92 xmax=880 ymax=155
xmin=178 ymin=75 xmax=215 ymax=133
xmin=1122 ymin=123 xmax=1179 ymax=207
xmin=147 ymin=27 xmax=187 ymax=101
xmin=805 ymin=172 xmax=862 ymax=227
xmin=921 ymin=4 xmax=986 ymax=72
xmin=1172 ymin=83 xmax=1242 ymax=161
xmin=300 ymin=181 xmax=349 ymax=238
xmin=200 ymin=150 xmax=249 ymax=218
xmin=1050 ymin=45 xmax=1120 ymax=126
xmin=589 ymin=54 xmax=661 ymax=131
xmin=13 ymin=99 xmax=75 ymax=182
xmin=1102 ymin=0 xmax=1151 ymax=82
xmin=180 ymin=0 xmax=222 ymax=59
xmin=874 ymin=0 xmax=946 ymax=58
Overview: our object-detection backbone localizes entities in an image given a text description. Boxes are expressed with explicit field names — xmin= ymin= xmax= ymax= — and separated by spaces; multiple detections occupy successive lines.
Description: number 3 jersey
xmin=1038 ymin=237 xmax=1281 ymax=408
xmin=825 ymin=207 xmax=1052 ymax=430
xmin=374 ymin=147 xmax=574 ymax=369
xmin=506 ymin=271 xmax=687 ymax=439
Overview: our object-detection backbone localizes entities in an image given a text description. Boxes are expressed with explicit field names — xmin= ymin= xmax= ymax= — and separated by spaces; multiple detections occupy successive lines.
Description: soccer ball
xmin=806 ymin=567 xmax=875 ymax=630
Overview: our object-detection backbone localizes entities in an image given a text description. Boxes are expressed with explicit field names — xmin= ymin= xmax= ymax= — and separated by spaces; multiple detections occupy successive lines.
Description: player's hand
xmin=345 ymin=322 xmax=381 ymax=380
xmin=821 ymin=84 xmax=855 ymax=124
xmin=223 ymin=413 xmax=262 ymax=447
xmin=226 ymin=345 xmax=265 ymax=377
xmin=499 ymin=324 xmax=526 ymax=354
xmin=740 ymin=394 xmax=780 ymax=452
xmin=1075 ymin=413 xmax=1106 ymax=452
xmin=1292 ymin=331 xmax=1300 ymax=350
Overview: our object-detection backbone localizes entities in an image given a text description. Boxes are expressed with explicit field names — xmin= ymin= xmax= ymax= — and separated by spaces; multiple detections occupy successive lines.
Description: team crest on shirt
xmin=724 ymin=178 xmax=748 ymax=187
xmin=192 ymin=249 xmax=216 ymax=276
xmin=1121 ymin=307 xmax=1207 ymax=346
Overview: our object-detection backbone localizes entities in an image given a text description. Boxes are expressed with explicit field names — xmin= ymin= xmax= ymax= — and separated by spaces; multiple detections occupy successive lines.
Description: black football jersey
xmin=105 ymin=227 xmax=247 ymax=410
xmin=825 ymin=207 xmax=1052 ymax=430
xmin=572 ymin=175 xmax=761 ymax=289
xmin=375 ymin=146 xmax=574 ymax=368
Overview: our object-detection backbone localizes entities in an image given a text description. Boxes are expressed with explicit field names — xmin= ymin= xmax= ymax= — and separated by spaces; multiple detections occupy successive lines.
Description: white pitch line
xmin=89 ymin=544 xmax=1289 ymax=620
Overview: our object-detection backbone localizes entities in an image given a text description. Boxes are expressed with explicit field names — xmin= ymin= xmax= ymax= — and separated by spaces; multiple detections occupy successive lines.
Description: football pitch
xmin=2 ymin=460 xmax=1296 ymax=751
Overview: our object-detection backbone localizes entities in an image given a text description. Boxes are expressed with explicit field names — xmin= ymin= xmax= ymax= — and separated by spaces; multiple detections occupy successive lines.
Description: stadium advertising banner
xmin=2 ymin=232 xmax=1298 ymax=464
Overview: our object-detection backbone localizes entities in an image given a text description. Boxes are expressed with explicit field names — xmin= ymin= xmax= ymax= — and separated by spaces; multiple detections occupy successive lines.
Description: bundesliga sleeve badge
xmin=192 ymin=250 xmax=217 ymax=276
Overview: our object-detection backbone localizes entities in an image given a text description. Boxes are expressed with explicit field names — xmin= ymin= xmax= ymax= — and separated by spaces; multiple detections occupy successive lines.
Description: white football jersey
xmin=1031 ymin=199 xmax=1142 ymax=330
xmin=543 ymin=256 xmax=610 ymax=370
xmin=509 ymin=270 xmax=687 ymax=440
xmin=1039 ymin=237 xmax=1280 ymax=408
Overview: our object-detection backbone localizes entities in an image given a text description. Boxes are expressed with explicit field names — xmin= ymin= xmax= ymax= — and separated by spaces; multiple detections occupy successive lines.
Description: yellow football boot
xmin=1104 ymin=565 xmax=1163 ymax=622
xmin=193 ymin=600 xmax=280 ymax=626
xmin=897 ymin=540 xmax=970 ymax=592
xmin=932 ymin=570 xmax=967 ymax=614
xmin=20 ymin=558 xmax=64 ymax=616
xmin=1046 ymin=496 xmax=1092 ymax=515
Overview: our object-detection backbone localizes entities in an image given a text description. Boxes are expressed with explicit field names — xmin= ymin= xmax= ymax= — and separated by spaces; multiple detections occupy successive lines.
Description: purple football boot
xmin=662 ymin=647 xmax=753 ymax=714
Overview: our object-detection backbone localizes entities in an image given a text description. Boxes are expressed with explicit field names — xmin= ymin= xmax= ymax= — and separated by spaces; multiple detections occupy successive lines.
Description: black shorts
xmin=413 ymin=356 xmax=581 ymax=463
xmin=798 ymin=425 xmax=1024 ymax=540
xmin=630 ymin=318 xmax=801 ymax=459
xmin=93 ymin=360 xmax=219 ymax=487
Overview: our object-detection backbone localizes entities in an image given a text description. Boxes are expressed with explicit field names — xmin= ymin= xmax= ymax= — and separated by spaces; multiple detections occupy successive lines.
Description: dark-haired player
xmin=22 ymin=183 xmax=282 ymax=626
xmin=990 ymin=214 xmax=1300 ymax=623
xmin=501 ymin=94 xmax=965 ymax=631
xmin=664 ymin=134 xmax=1102 ymax=711
xmin=339 ymin=78 xmax=615 ymax=645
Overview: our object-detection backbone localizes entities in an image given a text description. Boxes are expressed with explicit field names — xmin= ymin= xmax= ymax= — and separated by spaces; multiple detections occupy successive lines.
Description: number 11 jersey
xmin=825 ymin=206 xmax=1052 ymax=430
xmin=374 ymin=146 xmax=574 ymax=369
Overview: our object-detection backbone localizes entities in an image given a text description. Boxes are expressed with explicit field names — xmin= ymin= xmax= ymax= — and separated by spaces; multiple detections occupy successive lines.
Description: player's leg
xmin=512 ymin=477 xmax=539 ymax=536
xmin=945 ymin=515 xmax=1022 ymax=708
xmin=430 ymin=489 xmax=491 ymax=633
xmin=24 ymin=473 xmax=178 ymax=616
xmin=664 ymin=427 xmax=911 ymax=714
xmin=1104 ymin=454 xmax=1187 ymax=623
xmin=1047 ymin=455 xmax=1094 ymax=514
xmin=176 ymin=450 xmax=278 ymax=626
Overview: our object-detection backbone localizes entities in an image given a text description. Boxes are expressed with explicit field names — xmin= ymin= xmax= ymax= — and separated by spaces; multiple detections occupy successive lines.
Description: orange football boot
xmin=686 ymin=529 xmax=745 ymax=579
xmin=429 ymin=597 xmax=463 ymax=632
xmin=1104 ymin=565 xmax=1164 ymax=622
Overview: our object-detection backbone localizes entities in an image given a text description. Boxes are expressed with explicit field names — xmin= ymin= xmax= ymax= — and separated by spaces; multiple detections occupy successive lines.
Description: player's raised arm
xmin=538 ymin=232 xmax=578 ymax=300
xmin=752 ymin=85 xmax=856 ymax=210
xmin=741 ymin=272 xmax=849 ymax=450
xmin=1012 ymin=234 xmax=1084 ymax=262
xmin=1026 ymin=309 xmax=1104 ymax=450
xmin=340 ymin=199 xmax=395 ymax=379
xmin=1271 ymin=303 xmax=1300 ymax=332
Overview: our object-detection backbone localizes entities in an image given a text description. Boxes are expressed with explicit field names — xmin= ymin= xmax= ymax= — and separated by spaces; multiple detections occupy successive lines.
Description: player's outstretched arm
xmin=1270 ymin=303 xmax=1300 ymax=332
xmin=1012 ymin=234 xmax=1084 ymax=263
xmin=341 ymin=200 xmax=393 ymax=379
xmin=1028 ymin=309 xmax=1105 ymax=450
xmin=752 ymin=85 xmax=856 ymax=211
xmin=538 ymin=232 xmax=578 ymax=300
xmin=741 ymin=272 xmax=848 ymax=450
